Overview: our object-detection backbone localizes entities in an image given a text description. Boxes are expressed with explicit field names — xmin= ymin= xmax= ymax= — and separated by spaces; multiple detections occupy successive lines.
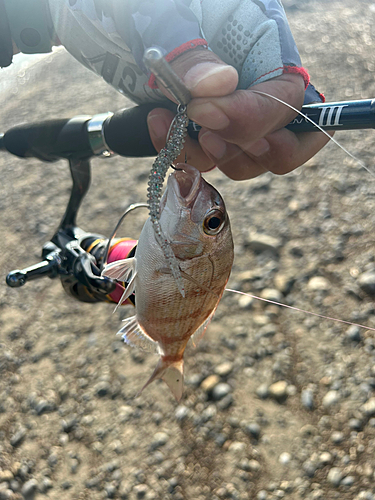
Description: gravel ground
xmin=2 ymin=1 xmax=375 ymax=499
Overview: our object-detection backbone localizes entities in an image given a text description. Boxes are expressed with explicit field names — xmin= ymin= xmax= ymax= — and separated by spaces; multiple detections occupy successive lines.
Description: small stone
xmin=212 ymin=383 xmax=231 ymax=401
xmin=361 ymin=397 xmax=375 ymax=416
xmin=175 ymin=406 xmax=189 ymax=421
xmin=238 ymin=295 xmax=254 ymax=309
xmin=21 ymin=479 xmax=38 ymax=499
xmin=307 ymin=277 xmax=330 ymax=291
xmin=358 ymin=272 xmax=375 ymax=295
xmin=318 ymin=452 xmax=332 ymax=466
xmin=331 ymin=431 xmax=344 ymax=444
xmin=247 ymin=233 xmax=281 ymax=253
xmin=260 ymin=288 xmax=283 ymax=303
xmin=201 ymin=375 xmax=220 ymax=393
xmin=244 ymin=422 xmax=261 ymax=440
xmin=133 ymin=484 xmax=149 ymax=499
xmin=95 ymin=382 xmax=111 ymax=397
xmin=279 ymin=452 xmax=291 ymax=466
xmin=35 ymin=399 xmax=55 ymax=415
xmin=0 ymin=471 xmax=13 ymax=483
xmin=268 ymin=381 xmax=288 ymax=402
xmin=346 ymin=325 xmax=362 ymax=342
xmin=10 ymin=427 xmax=26 ymax=447
xmin=150 ymin=432 xmax=168 ymax=450
xmin=256 ymin=383 xmax=269 ymax=399
xmin=327 ymin=467 xmax=343 ymax=487
xmin=248 ymin=460 xmax=261 ymax=472
xmin=217 ymin=394 xmax=233 ymax=410
xmin=301 ymin=388 xmax=314 ymax=410
xmin=302 ymin=460 xmax=316 ymax=477
xmin=322 ymin=390 xmax=340 ymax=408
xmin=341 ymin=476 xmax=355 ymax=487
xmin=215 ymin=362 xmax=233 ymax=378
xmin=256 ymin=491 xmax=268 ymax=500
xmin=348 ymin=418 xmax=363 ymax=431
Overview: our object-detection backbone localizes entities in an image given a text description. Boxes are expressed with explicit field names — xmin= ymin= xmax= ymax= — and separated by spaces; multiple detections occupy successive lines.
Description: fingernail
xmin=184 ymin=62 xmax=237 ymax=92
xmin=188 ymin=102 xmax=230 ymax=130
xmin=147 ymin=113 xmax=170 ymax=142
xmin=199 ymin=131 xmax=227 ymax=160
xmin=247 ymin=138 xmax=270 ymax=157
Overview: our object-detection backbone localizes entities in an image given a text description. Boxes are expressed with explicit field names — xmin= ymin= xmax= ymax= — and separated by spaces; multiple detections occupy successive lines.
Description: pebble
xmin=358 ymin=272 xmax=375 ymax=295
xmin=256 ymin=383 xmax=269 ymax=399
xmin=95 ymin=381 xmax=111 ymax=397
xmin=201 ymin=375 xmax=220 ymax=393
xmin=248 ymin=460 xmax=261 ymax=472
xmin=326 ymin=467 xmax=343 ymax=487
xmin=341 ymin=476 xmax=355 ymax=487
xmin=307 ymin=276 xmax=330 ymax=291
xmin=244 ymin=422 xmax=261 ymax=439
xmin=10 ymin=428 xmax=26 ymax=447
xmin=361 ymin=397 xmax=375 ymax=416
xmin=301 ymin=389 xmax=314 ymax=410
xmin=175 ymin=405 xmax=189 ymax=421
xmin=268 ymin=381 xmax=288 ymax=402
xmin=215 ymin=362 xmax=233 ymax=378
xmin=149 ymin=432 xmax=168 ymax=450
xmin=346 ymin=325 xmax=362 ymax=342
xmin=238 ymin=295 xmax=254 ymax=309
xmin=331 ymin=431 xmax=344 ymax=444
xmin=212 ymin=383 xmax=231 ymax=401
xmin=318 ymin=452 xmax=332 ymax=466
xmin=348 ymin=418 xmax=363 ymax=431
xmin=256 ymin=491 xmax=268 ymax=500
xmin=322 ymin=390 xmax=340 ymax=408
xmin=21 ymin=479 xmax=38 ymax=499
xmin=247 ymin=233 xmax=281 ymax=253
xmin=260 ymin=288 xmax=283 ymax=303
xmin=279 ymin=452 xmax=291 ymax=466
xmin=0 ymin=471 xmax=13 ymax=483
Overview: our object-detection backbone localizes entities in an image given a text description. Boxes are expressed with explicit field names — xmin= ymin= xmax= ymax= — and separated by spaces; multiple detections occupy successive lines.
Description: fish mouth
xmin=170 ymin=164 xmax=201 ymax=206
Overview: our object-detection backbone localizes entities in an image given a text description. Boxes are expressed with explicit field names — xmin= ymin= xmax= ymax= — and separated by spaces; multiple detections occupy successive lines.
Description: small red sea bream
xmin=103 ymin=164 xmax=234 ymax=400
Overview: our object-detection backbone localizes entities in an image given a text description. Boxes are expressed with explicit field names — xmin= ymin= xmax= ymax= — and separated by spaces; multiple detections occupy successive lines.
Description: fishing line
xmin=252 ymin=90 xmax=375 ymax=179
xmin=225 ymin=288 xmax=375 ymax=332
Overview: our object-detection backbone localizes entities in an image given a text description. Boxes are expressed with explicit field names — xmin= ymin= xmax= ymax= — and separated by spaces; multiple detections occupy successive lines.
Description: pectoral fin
xmin=102 ymin=257 xmax=136 ymax=282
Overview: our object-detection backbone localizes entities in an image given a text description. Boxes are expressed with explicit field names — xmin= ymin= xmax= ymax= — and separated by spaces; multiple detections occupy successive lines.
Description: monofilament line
xmin=252 ymin=90 xmax=375 ymax=179
xmin=226 ymin=289 xmax=375 ymax=332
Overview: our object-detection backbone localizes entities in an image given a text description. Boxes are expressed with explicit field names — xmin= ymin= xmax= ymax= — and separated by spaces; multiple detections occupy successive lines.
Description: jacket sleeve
xmin=66 ymin=0 xmax=323 ymax=104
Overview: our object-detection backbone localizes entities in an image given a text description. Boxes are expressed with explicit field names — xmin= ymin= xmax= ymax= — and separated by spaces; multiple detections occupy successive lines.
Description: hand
xmin=147 ymin=48 xmax=331 ymax=180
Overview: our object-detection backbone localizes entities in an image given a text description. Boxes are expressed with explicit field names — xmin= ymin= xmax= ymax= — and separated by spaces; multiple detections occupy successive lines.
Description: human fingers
xmin=199 ymin=127 xmax=332 ymax=180
xmin=188 ymin=74 xmax=305 ymax=150
xmin=155 ymin=47 xmax=239 ymax=99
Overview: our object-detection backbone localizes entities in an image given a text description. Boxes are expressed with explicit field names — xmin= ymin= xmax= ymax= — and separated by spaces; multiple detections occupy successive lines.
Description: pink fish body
xmin=103 ymin=164 xmax=234 ymax=400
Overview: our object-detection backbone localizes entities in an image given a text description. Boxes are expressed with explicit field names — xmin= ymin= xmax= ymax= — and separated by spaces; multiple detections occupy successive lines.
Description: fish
xmin=102 ymin=163 xmax=234 ymax=401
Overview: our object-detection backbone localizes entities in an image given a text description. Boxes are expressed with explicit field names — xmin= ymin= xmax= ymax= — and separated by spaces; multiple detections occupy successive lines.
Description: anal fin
xmin=118 ymin=316 xmax=161 ymax=354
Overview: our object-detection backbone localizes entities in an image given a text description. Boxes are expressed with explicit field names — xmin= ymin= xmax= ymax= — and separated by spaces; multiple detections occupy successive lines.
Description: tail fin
xmin=137 ymin=357 xmax=184 ymax=401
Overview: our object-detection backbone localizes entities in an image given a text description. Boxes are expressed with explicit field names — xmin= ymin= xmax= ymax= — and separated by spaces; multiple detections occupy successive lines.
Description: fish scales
xmin=103 ymin=164 xmax=234 ymax=400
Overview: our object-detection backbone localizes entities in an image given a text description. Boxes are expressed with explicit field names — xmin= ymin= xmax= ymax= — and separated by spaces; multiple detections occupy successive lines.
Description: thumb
xmin=156 ymin=48 xmax=239 ymax=99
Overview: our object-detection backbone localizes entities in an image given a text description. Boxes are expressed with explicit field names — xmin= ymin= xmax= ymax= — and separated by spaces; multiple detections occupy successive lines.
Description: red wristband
xmin=148 ymin=38 xmax=208 ymax=89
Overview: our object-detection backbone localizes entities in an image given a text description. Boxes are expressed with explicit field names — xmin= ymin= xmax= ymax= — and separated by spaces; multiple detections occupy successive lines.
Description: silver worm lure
xmin=144 ymin=47 xmax=192 ymax=298
xmin=147 ymin=107 xmax=189 ymax=297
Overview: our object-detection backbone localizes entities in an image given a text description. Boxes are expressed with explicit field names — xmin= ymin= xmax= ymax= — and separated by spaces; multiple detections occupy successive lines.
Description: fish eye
xmin=203 ymin=209 xmax=225 ymax=235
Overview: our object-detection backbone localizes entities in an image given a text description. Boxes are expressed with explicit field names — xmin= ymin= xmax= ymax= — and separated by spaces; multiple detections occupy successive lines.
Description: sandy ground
xmin=1 ymin=1 xmax=375 ymax=499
